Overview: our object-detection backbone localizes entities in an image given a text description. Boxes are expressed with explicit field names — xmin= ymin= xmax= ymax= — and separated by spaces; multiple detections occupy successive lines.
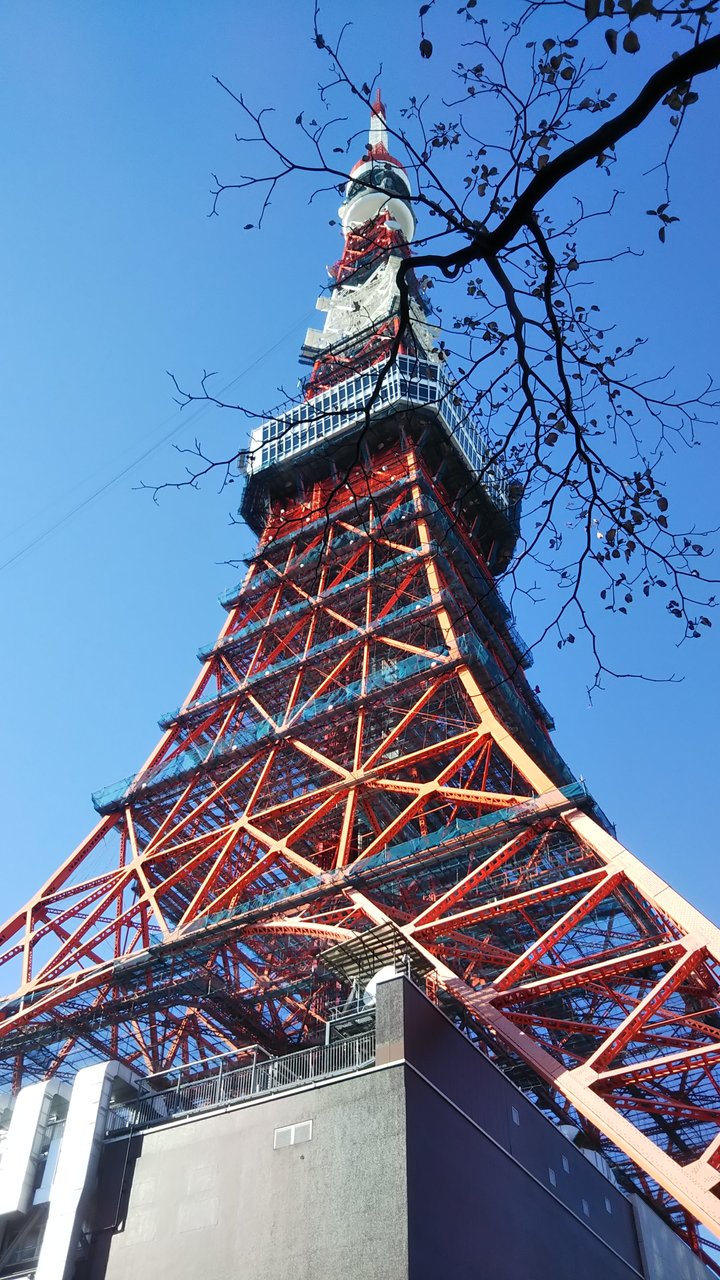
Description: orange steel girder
xmin=1 ymin=442 xmax=720 ymax=1252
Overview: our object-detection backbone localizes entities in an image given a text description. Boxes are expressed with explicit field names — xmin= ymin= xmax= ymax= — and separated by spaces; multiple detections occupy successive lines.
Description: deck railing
xmin=106 ymin=1029 xmax=376 ymax=1137
xmin=245 ymin=355 xmax=511 ymax=514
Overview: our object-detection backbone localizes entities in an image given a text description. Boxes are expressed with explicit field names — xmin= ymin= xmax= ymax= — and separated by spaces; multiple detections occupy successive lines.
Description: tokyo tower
xmin=2 ymin=91 xmax=720 ymax=1260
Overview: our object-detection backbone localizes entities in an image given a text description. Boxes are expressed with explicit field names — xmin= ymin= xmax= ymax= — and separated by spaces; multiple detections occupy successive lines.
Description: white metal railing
xmin=244 ymin=355 xmax=511 ymax=514
xmin=105 ymin=1029 xmax=376 ymax=1137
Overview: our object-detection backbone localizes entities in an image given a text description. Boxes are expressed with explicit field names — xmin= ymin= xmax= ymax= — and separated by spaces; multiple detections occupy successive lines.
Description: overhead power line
xmin=0 ymin=314 xmax=311 ymax=576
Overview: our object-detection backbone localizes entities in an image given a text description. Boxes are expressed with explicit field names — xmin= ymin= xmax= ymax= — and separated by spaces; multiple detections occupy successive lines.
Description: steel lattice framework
xmin=1 ymin=91 xmax=720 ymax=1264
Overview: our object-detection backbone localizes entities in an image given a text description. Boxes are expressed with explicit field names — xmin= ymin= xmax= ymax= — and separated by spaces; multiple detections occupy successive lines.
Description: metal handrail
xmin=105 ymin=1029 xmax=376 ymax=1137
xmin=245 ymin=355 xmax=511 ymax=513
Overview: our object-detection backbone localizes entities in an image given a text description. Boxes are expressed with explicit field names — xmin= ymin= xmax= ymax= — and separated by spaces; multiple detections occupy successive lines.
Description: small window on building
xmin=548 ymin=1168 xmax=557 ymax=1188
xmin=273 ymin=1120 xmax=313 ymax=1150
xmin=605 ymin=1197 xmax=613 ymax=1215
xmin=274 ymin=1125 xmax=292 ymax=1149
xmin=511 ymin=1106 xmax=520 ymax=1126
xmin=582 ymin=1199 xmax=590 ymax=1218
xmin=562 ymin=1155 xmax=570 ymax=1174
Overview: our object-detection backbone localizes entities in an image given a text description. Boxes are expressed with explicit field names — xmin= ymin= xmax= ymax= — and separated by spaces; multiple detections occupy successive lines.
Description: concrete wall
xmin=87 ymin=1067 xmax=408 ymax=1280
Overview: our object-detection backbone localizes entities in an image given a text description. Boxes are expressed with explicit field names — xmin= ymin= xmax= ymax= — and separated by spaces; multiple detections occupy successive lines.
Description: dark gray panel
xmin=399 ymin=977 xmax=642 ymax=1268
xmin=633 ymin=1197 xmax=711 ymax=1280
xmin=404 ymin=1070 xmax=642 ymax=1280
xmin=400 ymin=978 xmax=513 ymax=1149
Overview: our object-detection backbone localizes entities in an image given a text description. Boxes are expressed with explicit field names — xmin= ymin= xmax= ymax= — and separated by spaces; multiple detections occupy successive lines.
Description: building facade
xmin=0 ymin=978 xmax=711 ymax=1279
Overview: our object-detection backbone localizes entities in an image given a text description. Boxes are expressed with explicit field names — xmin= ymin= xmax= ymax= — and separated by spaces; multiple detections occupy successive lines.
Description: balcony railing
xmin=245 ymin=355 xmax=511 ymax=515
xmin=105 ymin=1029 xmax=376 ymax=1137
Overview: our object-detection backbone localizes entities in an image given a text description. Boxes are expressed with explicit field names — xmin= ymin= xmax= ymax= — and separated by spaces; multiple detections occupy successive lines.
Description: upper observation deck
xmin=240 ymin=354 xmax=517 ymax=541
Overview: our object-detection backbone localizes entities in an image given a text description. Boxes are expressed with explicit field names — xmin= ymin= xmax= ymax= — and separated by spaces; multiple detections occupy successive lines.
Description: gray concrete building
xmin=0 ymin=976 xmax=709 ymax=1279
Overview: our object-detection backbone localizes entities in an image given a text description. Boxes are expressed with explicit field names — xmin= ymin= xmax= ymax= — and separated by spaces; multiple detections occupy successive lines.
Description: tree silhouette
xmin=157 ymin=0 xmax=720 ymax=687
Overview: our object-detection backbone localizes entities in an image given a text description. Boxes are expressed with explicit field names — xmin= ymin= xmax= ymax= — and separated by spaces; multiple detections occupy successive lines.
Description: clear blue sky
xmin=0 ymin=4 xmax=718 ymax=929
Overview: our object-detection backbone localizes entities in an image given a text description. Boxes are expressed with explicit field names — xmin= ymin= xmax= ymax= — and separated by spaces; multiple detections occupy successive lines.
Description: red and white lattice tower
xmin=2 ymin=92 xmax=720 ymax=1260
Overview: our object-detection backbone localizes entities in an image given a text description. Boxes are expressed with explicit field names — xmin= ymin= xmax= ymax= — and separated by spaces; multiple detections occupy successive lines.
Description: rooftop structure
xmin=0 ymin=979 xmax=712 ymax=1279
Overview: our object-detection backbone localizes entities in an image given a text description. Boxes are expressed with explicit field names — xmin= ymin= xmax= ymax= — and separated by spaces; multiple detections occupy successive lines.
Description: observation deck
xmin=241 ymin=354 xmax=520 ymax=561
